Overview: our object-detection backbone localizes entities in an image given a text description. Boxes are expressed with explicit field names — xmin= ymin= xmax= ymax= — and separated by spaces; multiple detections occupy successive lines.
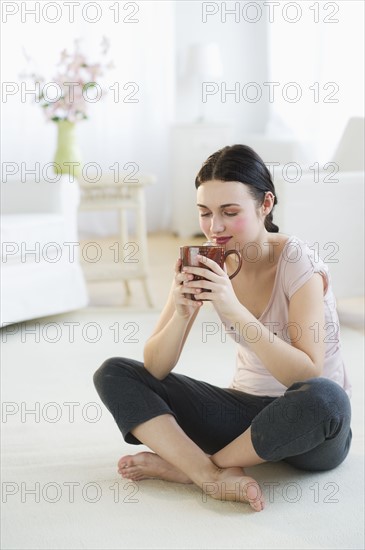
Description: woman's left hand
xmin=181 ymin=254 xmax=242 ymax=319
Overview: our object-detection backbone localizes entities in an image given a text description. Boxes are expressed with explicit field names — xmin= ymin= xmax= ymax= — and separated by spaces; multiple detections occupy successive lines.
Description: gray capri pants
xmin=93 ymin=357 xmax=352 ymax=471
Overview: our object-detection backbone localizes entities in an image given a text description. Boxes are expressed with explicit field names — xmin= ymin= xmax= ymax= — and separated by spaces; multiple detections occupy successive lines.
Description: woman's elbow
xmin=142 ymin=352 xmax=170 ymax=381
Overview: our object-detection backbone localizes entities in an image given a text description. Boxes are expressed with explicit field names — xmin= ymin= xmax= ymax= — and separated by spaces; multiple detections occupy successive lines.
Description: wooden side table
xmin=78 ymin=174 xmax=155 ymax=307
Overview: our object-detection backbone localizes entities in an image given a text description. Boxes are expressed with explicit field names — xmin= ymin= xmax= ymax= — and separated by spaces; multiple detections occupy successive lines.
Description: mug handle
xmin=224 ymin=249 xmax=242 ymax=279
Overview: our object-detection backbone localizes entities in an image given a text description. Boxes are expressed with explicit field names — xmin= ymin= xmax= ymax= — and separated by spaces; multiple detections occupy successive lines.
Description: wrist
xmin=173 ymin=309 xmax=196 ymax=323
xmin=219 ymin=300 xmax=248 ymax=326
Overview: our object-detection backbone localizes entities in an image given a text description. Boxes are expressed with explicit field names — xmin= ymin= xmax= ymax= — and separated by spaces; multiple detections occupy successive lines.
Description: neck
xmin=236 ymin=232 xmax=281 ymax=275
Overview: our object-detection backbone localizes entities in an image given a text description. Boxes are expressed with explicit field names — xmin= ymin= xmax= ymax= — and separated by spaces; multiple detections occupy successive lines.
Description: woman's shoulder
xmin=269 ymin=233 xmax=316 ymax=261
xmin=278 ymin=234 xmax=325 ymax=265
xmin=275 ymin=234 xmax=330 ymax=298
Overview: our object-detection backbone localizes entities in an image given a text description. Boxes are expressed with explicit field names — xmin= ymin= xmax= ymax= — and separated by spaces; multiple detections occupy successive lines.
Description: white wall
xmin=267 ymin=0 xmax=364 ymax=164
xmin=174 ymin=0 xmax=269 ymax=136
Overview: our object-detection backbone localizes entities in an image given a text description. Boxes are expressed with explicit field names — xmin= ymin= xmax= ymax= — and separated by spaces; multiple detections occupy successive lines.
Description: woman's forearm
xmin=143 ymin=310 xmax=199 ymax=380
xmin=224 ymin=306 xmax=321 ymax=388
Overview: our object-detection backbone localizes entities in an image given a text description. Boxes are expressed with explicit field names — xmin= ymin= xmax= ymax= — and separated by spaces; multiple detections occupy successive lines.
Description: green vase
xmin=53 ymin=120 xmax=82 ymax=179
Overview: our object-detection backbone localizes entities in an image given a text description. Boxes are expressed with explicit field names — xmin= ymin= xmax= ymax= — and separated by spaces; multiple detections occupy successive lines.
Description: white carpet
xmin=1 ymin=307 xmax=364 ymax=550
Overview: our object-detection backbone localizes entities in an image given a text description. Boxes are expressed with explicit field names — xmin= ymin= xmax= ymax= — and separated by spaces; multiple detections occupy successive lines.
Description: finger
xmin=180 ymin=284 xmax=202 ymax=297
xmin=196 ymin=254 xmax=225 ymax=275
xmin=175 ymin=258 xmax=182 ymax=273
xmin=176 ymin=271 xmax=194 ymax=285
xmin=196 ymin=291 xmax=213 ymax=301
xmin=182 ymin=265 xmax=221 ymax=281
xmin=179 ymin=295 xmax=203 ymax=306
xmin=184 ymin=279 xmax=215 ymax=291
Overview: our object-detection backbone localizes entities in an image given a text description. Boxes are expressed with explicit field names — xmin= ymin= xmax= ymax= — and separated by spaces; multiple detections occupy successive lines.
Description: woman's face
xmin=196 ymin=179 xmax=267 ymax=248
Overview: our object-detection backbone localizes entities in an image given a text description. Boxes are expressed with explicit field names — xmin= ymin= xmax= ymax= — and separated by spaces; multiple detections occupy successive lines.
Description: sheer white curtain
xmin=267 ymin=0 xmax=364 ymax=164
xmin=2 ymin=1 xmax=175 ymax=235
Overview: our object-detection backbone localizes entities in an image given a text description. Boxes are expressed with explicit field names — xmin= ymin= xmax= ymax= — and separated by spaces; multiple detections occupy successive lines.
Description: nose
xmin=210 ymin=214 xmax=225 ymax=234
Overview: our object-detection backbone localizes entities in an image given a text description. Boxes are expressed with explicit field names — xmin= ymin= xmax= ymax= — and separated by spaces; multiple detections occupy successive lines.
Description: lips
xmin=213 ymin=237 xmax=232 ymax=245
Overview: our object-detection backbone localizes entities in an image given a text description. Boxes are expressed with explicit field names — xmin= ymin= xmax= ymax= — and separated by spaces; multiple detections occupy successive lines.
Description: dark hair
xmin=195 ymin=144 xmax=279 ymax=233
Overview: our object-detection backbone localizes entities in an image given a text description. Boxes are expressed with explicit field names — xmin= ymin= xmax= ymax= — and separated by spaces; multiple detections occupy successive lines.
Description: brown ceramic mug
xmin=180 ymin=243 xmax=242 ymax=300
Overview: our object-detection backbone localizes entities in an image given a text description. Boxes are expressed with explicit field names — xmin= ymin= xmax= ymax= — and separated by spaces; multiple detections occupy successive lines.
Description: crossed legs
xmin=94 ymin=357 xmax=351 ymax=513
xmin=118 ymin=414 xmax=266 ymax=511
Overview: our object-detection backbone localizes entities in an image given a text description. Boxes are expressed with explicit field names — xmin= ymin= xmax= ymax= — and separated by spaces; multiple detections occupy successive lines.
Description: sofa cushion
xmin=0 ymin=259 xmax=88 ymax=326
xmin=1 ymin=213 xmax=71 ymax=264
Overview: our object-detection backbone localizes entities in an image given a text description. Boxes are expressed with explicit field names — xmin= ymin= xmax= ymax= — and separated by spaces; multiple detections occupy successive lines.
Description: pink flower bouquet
xmin=22 ymin=37 xmax=113 ymax=123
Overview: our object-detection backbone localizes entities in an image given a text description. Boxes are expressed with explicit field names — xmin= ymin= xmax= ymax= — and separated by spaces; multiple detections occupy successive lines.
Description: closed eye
xmin=199 ymin=211 xmax=239 ymax=217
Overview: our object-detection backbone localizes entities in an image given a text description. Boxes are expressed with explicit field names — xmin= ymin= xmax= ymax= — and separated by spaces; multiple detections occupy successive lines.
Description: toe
xmin=250 ymin=498 xmax=264 ymax=512
xmin=121 ymin=471 xmax=144 ymax=481
xmin=118 ymin=455 xmax=133 ymax=469
xmin=118 ymin=460 xmax=126 ymax=469
xmin=245 ymin=481 xmax=265 ymax=512
xmin=120 ymin=470 xmax=133 ymax=479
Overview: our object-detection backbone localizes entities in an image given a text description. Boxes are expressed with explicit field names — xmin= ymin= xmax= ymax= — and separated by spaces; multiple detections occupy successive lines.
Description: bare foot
xmin=118 ymin=452 xmax=192 ymax=484
xmin=118 ymin=453 xmax=264 ymax=511
xmin=202 ymin=466 xmax=265 ymax=512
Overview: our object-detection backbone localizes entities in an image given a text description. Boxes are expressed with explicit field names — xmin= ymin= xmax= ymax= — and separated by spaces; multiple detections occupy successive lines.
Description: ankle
xmin=193 ymin=458 xmax=221 ymax=488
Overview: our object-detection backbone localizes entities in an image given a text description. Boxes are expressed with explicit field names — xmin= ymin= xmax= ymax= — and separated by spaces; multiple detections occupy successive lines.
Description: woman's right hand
xmin=173 ymin=258 xmax=203 ymax=318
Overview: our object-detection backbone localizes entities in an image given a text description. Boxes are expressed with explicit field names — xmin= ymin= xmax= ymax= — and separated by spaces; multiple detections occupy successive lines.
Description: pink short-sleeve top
xmin=218 ymin=236 xmax=352 ymax=398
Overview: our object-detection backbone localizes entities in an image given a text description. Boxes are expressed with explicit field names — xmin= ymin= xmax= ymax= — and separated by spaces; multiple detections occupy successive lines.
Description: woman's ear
xmin=262 ymin=192 xmax=275 ymax=215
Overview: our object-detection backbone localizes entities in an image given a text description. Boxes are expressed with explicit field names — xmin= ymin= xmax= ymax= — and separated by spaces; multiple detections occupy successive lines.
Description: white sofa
xmin=274 ymin=170 xmax=364 ymax=301
xmin=1 ymin=177 xmax=89 ymax=327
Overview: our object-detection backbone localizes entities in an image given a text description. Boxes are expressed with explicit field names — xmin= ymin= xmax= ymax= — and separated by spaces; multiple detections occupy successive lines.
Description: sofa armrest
xmin=273 ymin=170 xmax=364 ymax=299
